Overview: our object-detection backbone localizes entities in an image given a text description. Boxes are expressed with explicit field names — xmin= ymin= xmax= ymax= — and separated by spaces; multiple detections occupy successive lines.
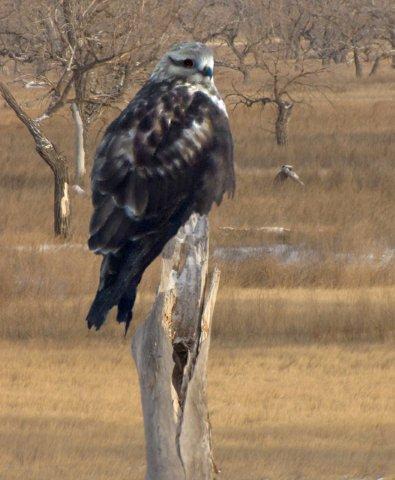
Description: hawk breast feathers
xmin=89 ymin=79 xmax=234 ymax=254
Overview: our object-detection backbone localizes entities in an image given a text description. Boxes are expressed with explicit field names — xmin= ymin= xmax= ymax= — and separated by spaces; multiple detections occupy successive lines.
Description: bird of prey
xmin=273 ymin=165 xmax=305 ymax=187
xmin=86 ymin=42 xmax=235 ymax=332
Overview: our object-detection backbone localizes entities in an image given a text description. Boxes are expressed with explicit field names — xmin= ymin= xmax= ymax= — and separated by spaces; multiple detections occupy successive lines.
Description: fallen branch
xmin=220 ymin=226 xmax=291 ymax=235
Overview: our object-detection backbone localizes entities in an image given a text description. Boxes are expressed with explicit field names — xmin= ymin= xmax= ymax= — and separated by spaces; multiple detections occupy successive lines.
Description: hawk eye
xmin=183 ymin=58 xmax=194 ymax=68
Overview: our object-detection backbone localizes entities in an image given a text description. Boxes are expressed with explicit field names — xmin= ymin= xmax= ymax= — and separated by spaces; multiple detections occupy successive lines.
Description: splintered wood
xmin=132 ymin=214 xmax=220 ymax=480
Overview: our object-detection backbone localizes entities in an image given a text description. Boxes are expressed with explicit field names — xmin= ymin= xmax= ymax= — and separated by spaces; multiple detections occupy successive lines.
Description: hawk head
xmin=151 ymin=42 xmax=214 ymax=85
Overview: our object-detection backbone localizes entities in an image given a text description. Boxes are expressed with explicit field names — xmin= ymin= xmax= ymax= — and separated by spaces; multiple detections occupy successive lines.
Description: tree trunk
xmin=132 ymin=214 xmax=220 ymax=480
xmin=275 ymin=101 xmax=293 ymax=147
xmin=0 ymin=81 xmax=71 ymax=238
xmin=71 ymin=102 xmax=86 ymax=186
xmin=241 ymin=67 xmax=250 ymax=84
xmin=333 ymin=48 xmax=347 ymax=64
xmin=353 ymin=47 xmax=363 ymax=78
xmin=369 ymin=56 xmax=381 ymax=77
xmin=54 ymin=165 xmax=71 ymax=237
xmin=390 ymin=26 xmax=395 ymax=69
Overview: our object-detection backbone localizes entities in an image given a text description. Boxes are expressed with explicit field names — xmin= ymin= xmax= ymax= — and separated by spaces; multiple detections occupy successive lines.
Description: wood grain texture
xmin=132 ymin=214 xmax=219 ymax=480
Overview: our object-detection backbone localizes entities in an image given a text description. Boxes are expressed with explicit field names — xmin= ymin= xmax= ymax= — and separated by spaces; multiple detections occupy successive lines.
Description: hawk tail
xmin=86 ymin=242 xmax=147 ymax=332
xmin=86 ymin=201 xmax=194 ymax=332
xmin=116 ymin=274 xmax=143 ymax=334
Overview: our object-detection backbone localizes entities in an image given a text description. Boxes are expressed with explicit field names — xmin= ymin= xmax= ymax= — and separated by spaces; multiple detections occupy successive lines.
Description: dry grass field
xmin=0 ymin=62 xmax=394 ymax=479
xmin=1 ymin=341 xmax=394 ymax=480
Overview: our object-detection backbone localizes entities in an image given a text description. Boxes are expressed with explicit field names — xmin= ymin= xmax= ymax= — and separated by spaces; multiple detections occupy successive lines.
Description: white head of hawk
xmin=152 ymin=42 xmax=214 ymax=83
xmin=86 ymin=42 xmax=235 ymax=332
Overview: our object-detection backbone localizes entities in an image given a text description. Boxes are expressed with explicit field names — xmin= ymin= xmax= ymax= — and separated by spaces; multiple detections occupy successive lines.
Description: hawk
xmin=86 ymin=42 xmax=235 ymax=332
xmin=273 ymin=165 xmax=305 ymax=187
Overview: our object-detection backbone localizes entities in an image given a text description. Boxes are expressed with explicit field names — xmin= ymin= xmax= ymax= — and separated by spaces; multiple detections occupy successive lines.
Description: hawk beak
xmin=201 ymin=66 xmax=213 ymax=78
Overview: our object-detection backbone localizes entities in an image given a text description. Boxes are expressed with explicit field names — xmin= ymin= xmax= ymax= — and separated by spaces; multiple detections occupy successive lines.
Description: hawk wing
xmin=89 ymin=80 xmax=234 ymax=254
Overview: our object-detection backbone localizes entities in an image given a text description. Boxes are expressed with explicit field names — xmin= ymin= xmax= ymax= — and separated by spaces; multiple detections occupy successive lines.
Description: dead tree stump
xmin=132 ymin=214 xmax=220 ymax=480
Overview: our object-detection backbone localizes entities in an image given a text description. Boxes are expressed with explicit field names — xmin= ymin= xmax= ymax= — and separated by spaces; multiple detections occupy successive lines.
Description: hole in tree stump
xmin=172 ymin=340 xmax=192 ymax=406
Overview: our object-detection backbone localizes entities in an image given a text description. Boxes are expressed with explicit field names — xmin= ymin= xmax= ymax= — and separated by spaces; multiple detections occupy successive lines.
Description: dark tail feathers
xmin=86 ymin=242 xmax=148 ymax=332
xmin=86 ymin=231 xmax=177 ymax=332
xmin=116 ymin=274 xmax=143 ymax=333
xmin=86 ymin=200 xmax=195 ymax=333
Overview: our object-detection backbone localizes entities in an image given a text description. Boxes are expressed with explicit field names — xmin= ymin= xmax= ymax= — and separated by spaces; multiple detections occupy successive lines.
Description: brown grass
xmin=0 ymin=63 xmax=394 ymax=479
xmin=1 ymin=341 xmax=394 ymax=480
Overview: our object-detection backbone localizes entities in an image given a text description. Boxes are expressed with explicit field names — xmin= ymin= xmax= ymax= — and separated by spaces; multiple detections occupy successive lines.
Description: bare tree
xmin=0 ymin=0 xmax=179 ymax=186
xmin=176 ymin=1 xmax=231 ymax=43
xmin=214 ymin=1 xmax=266 ymax=83
xmin=0 ymin=81 xmax=70 ymax=237
xmin=367 ymin=0 xmax=395 ymax=74
xmin=293 ymin=0 xmax=394 ymax=73
xmin=229 ymin=42 xmax=327 ymax=146
xmin=177 ymin=1 xmax=268 ymax=83
xmin=304 ymin=4 xmax=348 ymax=65
xmin=320 ymin=0 xmax=383 ymax=78
xmin=272 ymin=0 xmax=315 ymax=60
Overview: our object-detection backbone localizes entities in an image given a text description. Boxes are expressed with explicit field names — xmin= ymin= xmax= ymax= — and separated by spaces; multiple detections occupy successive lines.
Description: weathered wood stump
xmin=132 ymin=214 xmax=220 ymax=480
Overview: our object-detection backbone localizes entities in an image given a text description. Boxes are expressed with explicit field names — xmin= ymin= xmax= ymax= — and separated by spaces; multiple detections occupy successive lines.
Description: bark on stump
xmin=132 ymin=214 xmax=220 ymax=480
